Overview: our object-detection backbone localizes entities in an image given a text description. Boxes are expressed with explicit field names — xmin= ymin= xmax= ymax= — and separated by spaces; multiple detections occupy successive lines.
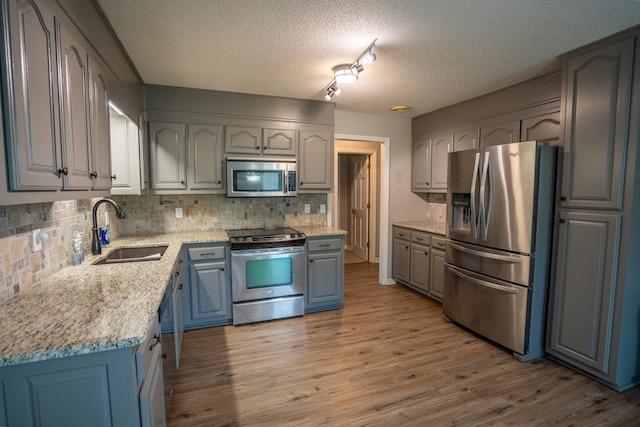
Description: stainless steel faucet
xmin=92 ymin=198 xmax=126 ymax=255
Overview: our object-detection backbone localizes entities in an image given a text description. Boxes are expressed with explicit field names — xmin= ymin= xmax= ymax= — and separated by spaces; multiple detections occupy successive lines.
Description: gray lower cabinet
xmin=0 ymin=316 xmax=165 ymax=426
xmin=548 ymin=212 xmax=621 ymax=374
xmin=393 ymin=226 xmax=444 ymax=302
xmin=546 ymin=28 xmax=640 ymax=391
xmin=305 ymin=236 xmax=344 ymax=312
xmin=183 ymin=243 xmax=232 ymax=329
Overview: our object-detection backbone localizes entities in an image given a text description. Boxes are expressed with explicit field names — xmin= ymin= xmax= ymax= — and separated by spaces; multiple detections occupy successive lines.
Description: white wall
xmin=334 ymin=110 xmax=427 ymax=283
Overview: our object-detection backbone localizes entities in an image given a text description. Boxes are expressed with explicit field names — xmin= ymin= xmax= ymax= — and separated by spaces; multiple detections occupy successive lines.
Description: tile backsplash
xmin=111 ymin=193 xmax=328 ymax=235
xmin=0 ymin=194 xmax=328 ymax=303
xmin=425 ymin=193 xmax=446 ymax=224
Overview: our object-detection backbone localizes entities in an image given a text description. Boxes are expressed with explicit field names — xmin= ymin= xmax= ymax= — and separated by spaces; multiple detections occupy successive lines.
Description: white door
xmin=351 ymin=155 xmax=369 ymax=261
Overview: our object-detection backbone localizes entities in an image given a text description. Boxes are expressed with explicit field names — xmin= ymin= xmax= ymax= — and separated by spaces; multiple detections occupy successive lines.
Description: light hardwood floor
xmin=166 ymin=262 xmax=640 ymax=426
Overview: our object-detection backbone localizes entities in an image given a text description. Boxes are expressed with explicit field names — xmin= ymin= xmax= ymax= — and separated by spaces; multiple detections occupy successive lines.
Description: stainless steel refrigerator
xmin=444 ymin=140 xmax=556 ymax=361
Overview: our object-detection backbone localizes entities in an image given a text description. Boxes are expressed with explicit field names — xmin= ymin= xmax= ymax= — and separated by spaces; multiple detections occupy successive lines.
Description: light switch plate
xmin=304 ymin=204 xmax=311 ymax=214
xmin=175 ymin=207 xmax=183 ymax=218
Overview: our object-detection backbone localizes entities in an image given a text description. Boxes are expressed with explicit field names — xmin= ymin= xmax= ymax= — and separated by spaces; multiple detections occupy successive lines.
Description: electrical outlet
xmin=320 ymin=204 xmax=326 ymax=214
xmin=33 ymin=229 xmax=42 ymax=252
xmin=304 ymin=204 xmax=311 ymax=214
xmin=175 ymin=207 xmax=183 ymax=218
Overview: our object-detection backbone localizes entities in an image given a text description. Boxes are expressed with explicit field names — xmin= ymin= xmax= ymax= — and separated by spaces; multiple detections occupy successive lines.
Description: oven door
xmin=231 ymin=245 xmax=306 ymax=302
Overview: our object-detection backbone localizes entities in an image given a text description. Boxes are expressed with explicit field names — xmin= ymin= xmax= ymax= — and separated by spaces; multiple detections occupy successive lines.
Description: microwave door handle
xmin=283 ymin=170 xmax=288 ymax=194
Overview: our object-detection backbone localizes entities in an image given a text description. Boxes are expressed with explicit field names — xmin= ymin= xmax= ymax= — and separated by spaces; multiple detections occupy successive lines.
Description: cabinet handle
xmin=300 ymin=182 xmax=304 ymax=186
xmin=178 ymin=259 xmax=183 ymax=264
xmin=309 ymin=259 xmax=314 ymax=263
xmin=149 ymin=335 xmax=160 ymax=350
xmin=174 ymin=271 xmax=180 ymax=277
xmin=559 ymin=218 xmax=566 ymax=223
xmin=560 ymin=196 xmax=567 ymax=201
xmin=57 ymin=167 xmax=68 ymax=176
xmin=255 ymin=146 xmax=260 ymax=150
xmin=220 ymin=267 xmax=225 ymax=271
xmin=263 ymin=145 xmax=268 ymax=150
xmin=161 ymin=353 xmax=167 ymax=360
xmin=178 ymin=283 xmax=183 ymax=290
xmin=180 ymin=180 xmax=185 ymax=185
xmin=424 ymin=251 xmax=429 ymax=255
xmin=90 ymin=171 xmax=98 ymax=179
xmin=398 ymin=233 xmax=406 ymax=238
xmin=110 ymin=174 xmax=117 ymax=181
xmin=319 ymin=244 xmax=331 ymax=248
xmin=217 ymin=180 xmax=222 ymax=184
xmin=415 ymin=237 xmax=423 ymax=241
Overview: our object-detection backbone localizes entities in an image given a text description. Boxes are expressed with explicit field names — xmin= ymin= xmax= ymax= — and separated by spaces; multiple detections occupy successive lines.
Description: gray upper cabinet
xmin=2 ymin=0 xmax=61 ymax=191
xmin=88 ymin=54 xmax=112 ymax=190
xmin=411 ymin=138 xmax=431 ymax=191
xmin=431 ymin=132 xmax=451 ymax=190
xmin=559 ymin=36 xmax=633 ymax=211
xmin=452 ymin=126 xmax=479 ymax=152
xmin=225 ymin=125 xmax=296 ymax=156
xmin=149 ymin=121 xmax=187 ymax=190
xmin=520 ymin=112 xmax=561 ymax=145
xmin=298 ymin=129 xmax=333 ymax=191
xmin=57 ymin=17 xmax=92 ymax=190
xmin=188 ymin=123 xmax=224 ymax=190
xmin=263 ymin=128 xmax=297 ymax=156
xmin=224 ymin=125 xmax=262 ymax=154
xmin=412 ymin=131 xmax=451 ymax=192
xmin=480 ymin=120 xmax=520 ymax=147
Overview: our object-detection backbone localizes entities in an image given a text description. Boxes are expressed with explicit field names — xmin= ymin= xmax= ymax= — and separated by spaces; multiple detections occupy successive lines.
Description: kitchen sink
xmin=93 ymin=245 xmax=169 ymax=265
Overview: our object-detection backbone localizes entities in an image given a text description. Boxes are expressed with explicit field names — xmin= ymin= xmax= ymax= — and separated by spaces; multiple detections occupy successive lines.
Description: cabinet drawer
xmin=411 ymin=231 xmax=431 ymax=245
xmin=393 ymin=227 xmax=410 ymax=240
xmin=307 ymin=238 xmax=342 ymax=252
xmin=135 ymin=317 xmax=161 ymax=388
xmin=431 ymin=236 xmax=446 ymax=250
xmin=188 ymin=246 xmax=225 ymax=261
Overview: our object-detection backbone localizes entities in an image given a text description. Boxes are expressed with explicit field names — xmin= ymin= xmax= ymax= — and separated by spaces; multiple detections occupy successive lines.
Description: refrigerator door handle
xmin=470 ymin=152 xmax=481 ymax=239
xmin=447 ymin=265 xmax=520 ymax=294
xmin=448 ymin=241 xmax=523 ymax=264
xmin=480 ymin=151 xmax=491 ymax=240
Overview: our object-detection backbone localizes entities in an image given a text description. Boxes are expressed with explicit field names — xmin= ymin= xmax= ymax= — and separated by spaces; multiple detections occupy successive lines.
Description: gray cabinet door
xmin=392 ymin=237 xmax=410 ymax=284
xmin=520 ymin=112 xmax=561 ymax=145
xmin=452 ymin=126 xmax=479 ymax=152
xmin=187 ymin=123 xmax=224 ymax=190
xmin=3 ymin=0 xmax=62 ymax=190
xmin=307 ymin=251 xmax=343 ymax=305
xmin=431 ymin=132 xmax=451 ymax=190
xmin=149 ymin=121 xmax=187 ymax=190
xmin=224 ymin=125 xmax=262 ymax=154
xmin=187 ymin=261 xmax=230 ymax=325
xmin=411 ymin=138 xmax=431 ymax=190
xmin=547 ymin=211 xmax=621 ymax=375
xmin=480 ymin=120 xmax=520 ymax=147
xmin=263 ymin=128 xmax=297 ymax=156
xmin=88 ymin=54 xmax=112 ymax=190
xmin=559 ymin=36 xmax=633 ymax=211
xmin=298 ymin=130 xmax=333 ymax=191
xmin=409 ymin=243 xmax=430 ymax=292
xmin=139 ymin=344 xmax=166 ymax=427
xmin=429 ymin=248 xmax=445 ymax=301
xmin=57 ymin=18 xmax=92 ymax=190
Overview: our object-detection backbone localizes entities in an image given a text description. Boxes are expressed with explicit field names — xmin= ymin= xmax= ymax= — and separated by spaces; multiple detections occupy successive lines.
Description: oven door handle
xmin=231 ymin=247 xmax=305 ymax=257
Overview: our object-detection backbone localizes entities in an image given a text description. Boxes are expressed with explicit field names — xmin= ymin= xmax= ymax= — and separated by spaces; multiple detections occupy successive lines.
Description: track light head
xmin=361 ymin=50 xmax=376 ymax=65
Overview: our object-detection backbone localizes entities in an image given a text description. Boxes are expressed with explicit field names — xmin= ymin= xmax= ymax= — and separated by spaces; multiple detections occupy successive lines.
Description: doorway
xmin=334 ymin=140 xmax=381 ymax=264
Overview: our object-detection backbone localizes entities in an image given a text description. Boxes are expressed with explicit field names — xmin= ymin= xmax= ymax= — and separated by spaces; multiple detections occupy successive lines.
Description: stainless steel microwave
xmin=226 ymin=158 xmax=297 ymax=197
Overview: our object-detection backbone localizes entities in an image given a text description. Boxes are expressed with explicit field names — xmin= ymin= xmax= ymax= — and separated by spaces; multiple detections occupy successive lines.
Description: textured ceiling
xmin=96 ymin=0 xmax=640 ymax=118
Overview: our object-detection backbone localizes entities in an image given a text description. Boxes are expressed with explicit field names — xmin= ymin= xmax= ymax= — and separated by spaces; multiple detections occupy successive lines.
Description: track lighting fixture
xmin=322 ymin=39 xmax=377 ymax=101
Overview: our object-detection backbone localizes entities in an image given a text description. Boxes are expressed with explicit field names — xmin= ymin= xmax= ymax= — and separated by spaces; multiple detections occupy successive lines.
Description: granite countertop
xmin=393 ymin=221 xmax=446 ymax=236
xmin=0 ymin=226 xmax=344 ymax=368
xmin=0 ymin=231 xmax=228 ymax=367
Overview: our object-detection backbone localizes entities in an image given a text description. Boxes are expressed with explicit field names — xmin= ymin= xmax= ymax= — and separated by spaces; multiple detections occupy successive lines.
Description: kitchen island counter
xmin=0 ymin=231 xmax=228 ymax=367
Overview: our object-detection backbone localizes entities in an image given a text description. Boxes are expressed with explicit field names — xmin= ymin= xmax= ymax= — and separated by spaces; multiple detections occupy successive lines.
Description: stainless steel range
xmin=227 ymin=227 xmax=306 ymax=325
